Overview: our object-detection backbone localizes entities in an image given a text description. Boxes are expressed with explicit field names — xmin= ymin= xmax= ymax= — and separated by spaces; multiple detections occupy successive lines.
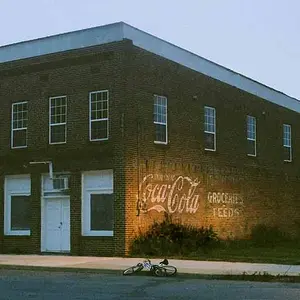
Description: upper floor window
xmin=11 ymin=102 xmax=28 ymax=148
xmin=154 ymin=95 xmax=168 ymax=144
xmin=204 ymin=106 xmax=216 ymax=151
xmin=283 ymin=124 xmax=292 ymax=162
xmin=49 ymin=96 xmax=67 ymax=144
xmin=247 ymin=115 xmax=256 ymax=156
xmin=89 ymin=90 xmax=109 ymax=141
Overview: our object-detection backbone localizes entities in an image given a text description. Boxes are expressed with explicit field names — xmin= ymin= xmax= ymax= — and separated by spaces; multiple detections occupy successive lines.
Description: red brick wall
xmin=123 ymin=45 xmax=300 ymax=252
xmin=0 ymin=40 xmax=130 ymax=255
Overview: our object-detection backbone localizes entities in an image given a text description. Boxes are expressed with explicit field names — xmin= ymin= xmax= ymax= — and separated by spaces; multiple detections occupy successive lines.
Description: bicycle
xmin=123 ymin=258 xmax=177 ymax=277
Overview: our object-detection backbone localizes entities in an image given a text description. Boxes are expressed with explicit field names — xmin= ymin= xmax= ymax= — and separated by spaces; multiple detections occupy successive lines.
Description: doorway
xmin=42 ymin=197 xmax=70 ymax=252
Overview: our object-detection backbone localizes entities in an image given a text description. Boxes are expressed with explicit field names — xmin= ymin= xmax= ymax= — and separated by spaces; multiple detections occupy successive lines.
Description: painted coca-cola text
xmin=137 ymin=174 xmax=202 ymax=214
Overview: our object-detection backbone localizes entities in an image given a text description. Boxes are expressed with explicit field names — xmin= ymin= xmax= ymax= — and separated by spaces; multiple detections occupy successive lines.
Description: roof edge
xmin=0 ymin=22 xmax=125 ymax=64
xmin=0 ymin=21 xmax=299 ymax=113
xmin=122 ymin=23 xmax=300 ymax=112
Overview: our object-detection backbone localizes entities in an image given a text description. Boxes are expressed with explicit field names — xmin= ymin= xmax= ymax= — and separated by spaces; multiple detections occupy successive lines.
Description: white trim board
xmin=1 ymin=22 xmax=300 ymax=113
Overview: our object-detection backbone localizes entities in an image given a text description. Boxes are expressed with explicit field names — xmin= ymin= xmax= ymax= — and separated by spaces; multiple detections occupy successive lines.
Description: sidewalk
xmin=0 ymin=255 xmax=300 ymax=276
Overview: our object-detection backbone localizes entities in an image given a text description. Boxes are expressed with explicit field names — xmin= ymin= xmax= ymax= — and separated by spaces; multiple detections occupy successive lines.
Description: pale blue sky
xmin=1 ymin=0 xmax=299 ymax=99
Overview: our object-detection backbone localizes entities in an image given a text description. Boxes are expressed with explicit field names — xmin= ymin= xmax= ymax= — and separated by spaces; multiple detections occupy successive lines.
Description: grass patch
xmin=169 ymin=241 xmax=300 ymax=265
xmin=130 ymin=244 xmax=300 ymax=265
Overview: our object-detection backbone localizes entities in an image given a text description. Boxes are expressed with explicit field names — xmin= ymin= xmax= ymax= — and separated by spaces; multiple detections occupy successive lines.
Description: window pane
xmin=157 ymin=104 xmax=163 ymax=116
xmin=13 ymin=129 xmax=27 ymax=147
xmin=284 ymin=146 xmax=291 ymax=161
xmin=89 ymin=91 xmax=109 ymax=142
xmin=11 ymin=195 xmax=30 ymax=230
xmin=204 ymin=132 xmax=215 ymax=150
xmin=204 ymin=107 xmax=215 ymax=133
xmin=61 ymin=106 xmax=66 ymax=115
xmin=247 ymin=130 xmax=254 ymax=140
xmin=283 ymin=124 xmax=291 ymax=147
xmin=90 ymin=102 xmax=96 ymax=112
xmin=91 ymin=111 xmax=97 ymax=120
xmin=247 ymin=139 xmax=256 ymax=156
xmin=101 ymin=91 xmax=108 ymax=101
xmin=50 ymin=97 xmax=67 ymax=125
xmin=155 ymin=123 xmax=167 ymax=143
xmin=247 ymin=116 xmax=256 ymax=140
xmin=153 ymin=95 xmax=167 ymax=125
xmin=90 ymin=194 xmax=114 ymax=231
xmin=91 ymin=93 xmax=97 ymax=103
xmin=154 ymin=112 xmax=159 ymax=123
xmin=101 ymin=109 xmax=108 ymax=119
xmin=12 ymin=103 xmax=28 ymax=130
xmin=91 ymin=120 xmax=108 ymax=140
xmin=51 ymin=124 xmax=66 ymax=143
xmin=102 ymin=101 xmax=108 ymax=110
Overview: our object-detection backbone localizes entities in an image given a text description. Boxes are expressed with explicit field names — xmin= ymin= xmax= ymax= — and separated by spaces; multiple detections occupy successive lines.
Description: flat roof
xmin=1 ymin=21 xmax=299 ymax=113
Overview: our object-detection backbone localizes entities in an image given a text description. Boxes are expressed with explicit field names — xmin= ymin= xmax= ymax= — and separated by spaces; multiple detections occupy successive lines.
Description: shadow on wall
xmin=250 ymin=224 xmax=293 ymax=247
xmin=129 ymin=214 xmax=300 ymax=258
xmin=130 ymin=213 xmax=219 ymax=256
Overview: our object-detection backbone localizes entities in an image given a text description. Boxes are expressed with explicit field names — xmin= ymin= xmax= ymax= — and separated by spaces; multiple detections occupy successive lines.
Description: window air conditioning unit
xmin=52 ymin=176 xmax=69 ymax=191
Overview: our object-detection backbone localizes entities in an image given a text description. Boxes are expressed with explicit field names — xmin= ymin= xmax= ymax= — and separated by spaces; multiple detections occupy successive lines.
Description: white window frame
xmin=204 ymin=106 xmax=216 ymax=151
xmin=49 ymin=95 xmax=67 ymax=145
xmin=89 ymin=90 xmax=109 ymax=141
xmin=11 ymin=101 xmax=28 ymax=149
xmin=154 ymin=94 xmax=168 ymax=144
xmin=247 ymin=115 xmax=256 ymax=157
xmin=81 ymin=171 xmax=114 ymax=236
xmin=4 ymin=175 xmax=31 ymax=236
xmin=283 ymin=124 xmax=292 ymax=162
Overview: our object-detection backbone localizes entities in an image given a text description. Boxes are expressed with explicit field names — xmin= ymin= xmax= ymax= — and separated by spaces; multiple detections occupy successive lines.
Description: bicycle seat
xmin=160 ymin=258 xmax=169 ymax=265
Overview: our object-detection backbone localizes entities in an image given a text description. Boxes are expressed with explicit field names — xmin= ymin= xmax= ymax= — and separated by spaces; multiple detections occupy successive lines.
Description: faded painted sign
xmin=136 ymin=174 xmax=203 ymax=215
xmin=207 ymin=191 xmax=244 ymax=218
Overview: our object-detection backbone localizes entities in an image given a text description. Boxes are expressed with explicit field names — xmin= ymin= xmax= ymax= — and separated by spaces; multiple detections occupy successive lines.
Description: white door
xmin=61 ymin=200 xmax=71 ymax=251
xmin=44 ymin=198 xmax=70 ymax=252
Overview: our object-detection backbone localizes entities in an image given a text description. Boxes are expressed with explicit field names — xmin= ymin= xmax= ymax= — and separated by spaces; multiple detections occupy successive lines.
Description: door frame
xmin=41 ymin=195 xmax=71 ymax=253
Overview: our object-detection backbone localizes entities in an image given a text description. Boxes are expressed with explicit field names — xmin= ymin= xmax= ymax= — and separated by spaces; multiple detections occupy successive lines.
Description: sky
xmin=1 ymin=0 xmax=299 ymax=99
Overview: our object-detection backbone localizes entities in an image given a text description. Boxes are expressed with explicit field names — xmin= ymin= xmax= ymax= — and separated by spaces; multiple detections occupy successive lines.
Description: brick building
xmin=0 ymin=22 xmax=300 ymax=256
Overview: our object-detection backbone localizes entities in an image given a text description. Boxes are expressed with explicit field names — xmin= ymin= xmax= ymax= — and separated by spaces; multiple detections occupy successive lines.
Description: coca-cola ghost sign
xmin=136 ymin=174 xmax=202 ymax=215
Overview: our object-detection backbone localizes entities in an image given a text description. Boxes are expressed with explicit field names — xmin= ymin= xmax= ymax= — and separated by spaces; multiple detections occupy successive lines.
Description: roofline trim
xmin=0 ymin=21 xmax=299 ymax=113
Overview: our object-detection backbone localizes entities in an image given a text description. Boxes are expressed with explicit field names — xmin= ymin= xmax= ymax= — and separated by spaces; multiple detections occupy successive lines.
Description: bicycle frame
xmin=142 ymin=259 xmax=152 ymax=270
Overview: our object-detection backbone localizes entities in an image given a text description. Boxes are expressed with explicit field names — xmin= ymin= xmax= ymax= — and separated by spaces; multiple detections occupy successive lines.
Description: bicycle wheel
xmin=162 ymin=265 xmax=177 ymax=276
xmin=123 ymin=264 xmax=143 ymax=276
xmin=152 ymin=266 xmax=166 ymax=277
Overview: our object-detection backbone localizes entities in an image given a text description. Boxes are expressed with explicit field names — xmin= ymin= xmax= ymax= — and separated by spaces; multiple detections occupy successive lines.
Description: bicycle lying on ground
xmin=123 ymin=258 xmax=177 ymax=277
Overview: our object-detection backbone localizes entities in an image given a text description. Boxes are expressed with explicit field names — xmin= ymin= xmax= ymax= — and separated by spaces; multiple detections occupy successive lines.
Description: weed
xmin=130 ymin=215 xmax=219 ymax=256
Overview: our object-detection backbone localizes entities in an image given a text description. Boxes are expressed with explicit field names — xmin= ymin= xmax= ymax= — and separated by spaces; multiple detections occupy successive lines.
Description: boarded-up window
xmin=90 ymin=194 xmax=114 ymax=231
xmin=11 ymin=195 xmax=30 ymax=231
